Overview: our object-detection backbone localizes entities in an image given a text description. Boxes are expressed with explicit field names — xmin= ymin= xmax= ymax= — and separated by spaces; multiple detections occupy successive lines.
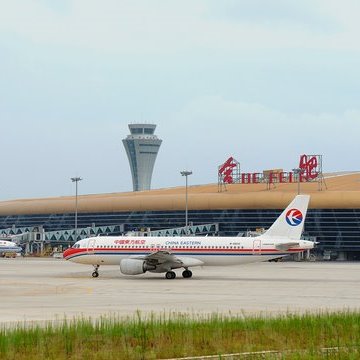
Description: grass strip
xmin=0 ymin=311 xmax=359 ymax=359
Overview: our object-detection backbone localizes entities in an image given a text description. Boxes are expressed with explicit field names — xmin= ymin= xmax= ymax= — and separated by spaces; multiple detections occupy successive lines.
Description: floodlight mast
xmin=180 ymin=171 xmax=192 ymax=235
xmin=292 ymin=168 xmax=303 ymax=195
xmin=71 ymin=177 xmax=83 ymax=242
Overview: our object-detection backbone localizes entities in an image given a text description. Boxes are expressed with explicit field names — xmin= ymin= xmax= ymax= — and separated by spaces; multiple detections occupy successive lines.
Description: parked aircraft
xmin=0 ymin=240 xmax=22 ymax=256
xmin=63 ymin=195 xmax=314 ymax=279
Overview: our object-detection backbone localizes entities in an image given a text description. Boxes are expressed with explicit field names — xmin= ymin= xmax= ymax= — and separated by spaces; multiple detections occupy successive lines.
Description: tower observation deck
xmin=122 ymin=124 xmax=162 ymax=191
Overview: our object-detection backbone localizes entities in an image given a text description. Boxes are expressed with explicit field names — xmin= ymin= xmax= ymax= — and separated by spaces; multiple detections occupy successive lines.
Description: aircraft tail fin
xmin=262 ymin=195 xmax=310 ymax=240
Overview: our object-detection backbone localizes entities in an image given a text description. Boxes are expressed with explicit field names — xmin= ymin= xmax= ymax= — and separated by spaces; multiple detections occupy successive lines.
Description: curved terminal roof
xmin=0 ymin=173 xmax=360 ymax=216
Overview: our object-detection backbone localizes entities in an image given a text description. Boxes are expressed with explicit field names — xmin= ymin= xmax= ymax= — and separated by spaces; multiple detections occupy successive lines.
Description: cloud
xmin=0 ymin=1 xmax=359 ymax=199
xmin=205 ymin=0 xmax=337 ymax=30
xmin=1 ymin=0 xmax=360 ymax=56
xmin=1 ymin=94 xmax=358 ymax=199
xmin=153 ymin=96 xmax=360 ymax=185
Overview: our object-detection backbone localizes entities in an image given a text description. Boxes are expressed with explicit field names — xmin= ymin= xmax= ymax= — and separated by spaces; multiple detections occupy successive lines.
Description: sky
xmin=1 ymin=0 xmax=360 ymax=200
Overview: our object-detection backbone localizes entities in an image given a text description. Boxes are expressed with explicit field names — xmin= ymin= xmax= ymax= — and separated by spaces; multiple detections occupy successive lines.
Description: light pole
xmin=180 ymin=170 xmax=192 ymax=235
xmin=292 ymin=168 xmax=303 ymax=195
xmin=71 ymin=177 xmax=83 ymax=242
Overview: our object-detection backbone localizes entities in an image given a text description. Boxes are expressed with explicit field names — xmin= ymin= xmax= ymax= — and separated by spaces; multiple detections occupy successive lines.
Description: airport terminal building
xmin=0 ymin=172 xmax=360 ymax=260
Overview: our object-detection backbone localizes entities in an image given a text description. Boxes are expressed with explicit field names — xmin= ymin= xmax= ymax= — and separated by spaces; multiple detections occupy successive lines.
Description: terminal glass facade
xmin=1 ymin=209 xmax=360 ymax=257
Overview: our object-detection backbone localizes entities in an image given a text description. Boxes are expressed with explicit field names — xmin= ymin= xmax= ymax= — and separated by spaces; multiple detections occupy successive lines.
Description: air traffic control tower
xmin=122 ymin=124 xmax=162 ymax=191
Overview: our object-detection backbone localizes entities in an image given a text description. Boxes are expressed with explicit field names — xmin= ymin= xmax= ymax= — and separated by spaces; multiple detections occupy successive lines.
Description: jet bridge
xmin=45 ymin=224 xmax=125 ymax=243
xmin=0 ymin=223 xmax=219 ymax=255
xmin=149 ymin=223 xmax=219 ymax=237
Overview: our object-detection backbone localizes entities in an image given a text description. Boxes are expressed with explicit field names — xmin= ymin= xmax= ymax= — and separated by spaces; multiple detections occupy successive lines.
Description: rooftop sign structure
xmin=218 ymin=154 xmax=325 ymax=192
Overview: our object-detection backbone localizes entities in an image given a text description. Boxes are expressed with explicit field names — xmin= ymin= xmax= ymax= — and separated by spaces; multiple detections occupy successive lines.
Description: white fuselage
xmin=64 ymin=235 xmax=314 ymax=267
xmin=63 ymin=195 xmax=313 ymax=278
xmin=0 ymin=240 xmax=22 ymax=254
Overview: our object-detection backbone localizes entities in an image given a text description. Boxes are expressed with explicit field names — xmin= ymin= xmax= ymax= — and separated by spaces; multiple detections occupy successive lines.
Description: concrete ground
xmin=1 ymin=258 xmax=360 ymax=325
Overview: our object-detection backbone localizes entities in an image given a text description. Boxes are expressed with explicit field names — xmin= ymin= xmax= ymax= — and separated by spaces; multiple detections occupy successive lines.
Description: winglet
xmin=261 ymin=195 xmax=310 ymax=240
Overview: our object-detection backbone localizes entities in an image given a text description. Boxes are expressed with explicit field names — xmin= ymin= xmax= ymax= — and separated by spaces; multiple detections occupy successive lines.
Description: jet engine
xmin=120 ymin=259 xmax=155 ymax=275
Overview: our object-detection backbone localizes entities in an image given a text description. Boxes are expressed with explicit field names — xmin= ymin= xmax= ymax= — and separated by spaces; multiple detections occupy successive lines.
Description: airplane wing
xmin=275 ymin=242 xmax=300 ymax=251
xmin=132 ymin=250 xmax=183 ymax=266
xmin=131 ymin=250 xmax=204 ymax=269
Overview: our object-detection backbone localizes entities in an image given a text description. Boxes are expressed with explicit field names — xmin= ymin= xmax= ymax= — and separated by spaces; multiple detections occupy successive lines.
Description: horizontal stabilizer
xmin=275 ymin=242 xmax=300 ymax=250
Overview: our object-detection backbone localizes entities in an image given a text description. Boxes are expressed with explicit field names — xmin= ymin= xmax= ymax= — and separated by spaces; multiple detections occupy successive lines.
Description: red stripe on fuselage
xmin=63 ymin=247 xmax=306 ymax=260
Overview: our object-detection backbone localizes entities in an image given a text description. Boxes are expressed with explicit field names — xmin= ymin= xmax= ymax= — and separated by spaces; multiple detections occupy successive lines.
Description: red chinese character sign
xmin=218 ymin=157 xmax=240 ymax=191
xmin=217 ymin=154 xmax=325 ymax=192
xmin=298 ymin=154 xmax=321 ymax=181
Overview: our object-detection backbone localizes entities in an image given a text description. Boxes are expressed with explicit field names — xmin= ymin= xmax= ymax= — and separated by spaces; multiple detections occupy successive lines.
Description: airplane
xmin=0 ymin=239 xmax=22 ymax=257
xmin=63 ymin=195 xmax=315 ymax=279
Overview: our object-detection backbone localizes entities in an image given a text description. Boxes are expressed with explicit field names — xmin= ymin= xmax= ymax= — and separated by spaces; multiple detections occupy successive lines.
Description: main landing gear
xmin=182 ymin=269 xmax=192 ymax=278
xmin=165 ymin=271 xmax=176 ymax=279
xmin=92 ymin=265 xmax=100 ymax=278
xmin=164 ymin=269 xmax=193 ymax=279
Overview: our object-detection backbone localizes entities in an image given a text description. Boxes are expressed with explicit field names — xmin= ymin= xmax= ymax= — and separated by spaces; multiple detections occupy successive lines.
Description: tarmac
xmin=1 ymin=258 xmax=360 ymax=325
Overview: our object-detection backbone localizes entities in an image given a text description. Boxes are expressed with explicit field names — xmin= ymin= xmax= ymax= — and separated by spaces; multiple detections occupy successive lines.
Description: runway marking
xmin=165 ymin=346 xmax=359 ymax=359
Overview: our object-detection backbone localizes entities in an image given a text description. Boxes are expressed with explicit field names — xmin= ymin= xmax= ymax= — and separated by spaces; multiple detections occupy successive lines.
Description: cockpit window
xmin=72 ymin=243 xmax=80 ymax=249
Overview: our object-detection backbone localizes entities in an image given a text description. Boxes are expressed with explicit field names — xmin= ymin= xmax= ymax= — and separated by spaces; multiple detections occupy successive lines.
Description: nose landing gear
xmin=92 ymin=265 xmax=100 ymax=278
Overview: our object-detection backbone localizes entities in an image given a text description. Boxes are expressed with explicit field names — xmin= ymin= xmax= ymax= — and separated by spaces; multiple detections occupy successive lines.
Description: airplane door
xmin=252 ymin=239 xmax=262 ymax=255
xmin=150 ymin=243 xmax=161 ymax=251
xmin=87 ymin=238 xmax=96 ymax=254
